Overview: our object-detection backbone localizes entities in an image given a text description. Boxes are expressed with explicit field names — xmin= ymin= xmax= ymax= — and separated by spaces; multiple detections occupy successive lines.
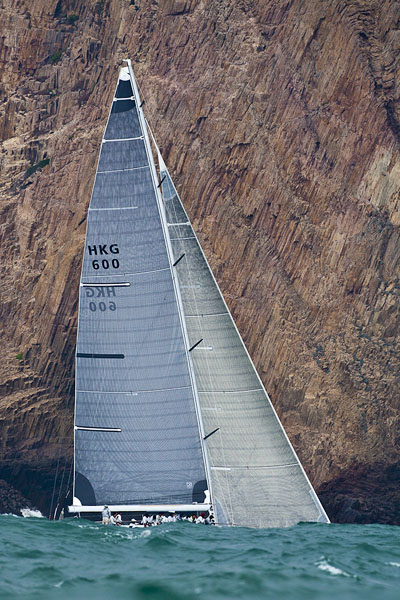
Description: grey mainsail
xmin=72 ymin=65 xmax=208 ymax=511
xmin=70 ymin=61 xmax=329 ymax=527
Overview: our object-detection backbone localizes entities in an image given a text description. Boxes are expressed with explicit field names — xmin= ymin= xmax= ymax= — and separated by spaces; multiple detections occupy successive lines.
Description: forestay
xmin=72 ymin=66 xmax=208 ymax=509
xmin=159 ymin=157 xmax=330 ymax=528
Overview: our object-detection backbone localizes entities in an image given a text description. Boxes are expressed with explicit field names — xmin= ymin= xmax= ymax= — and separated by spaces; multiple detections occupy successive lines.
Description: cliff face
xmin=0 ymin=0 xmax=399 ymax=521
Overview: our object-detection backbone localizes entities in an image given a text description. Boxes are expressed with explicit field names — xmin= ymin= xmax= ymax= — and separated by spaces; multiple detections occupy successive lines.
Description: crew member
xmin=102 ymin=505 xmax=111 ymax=525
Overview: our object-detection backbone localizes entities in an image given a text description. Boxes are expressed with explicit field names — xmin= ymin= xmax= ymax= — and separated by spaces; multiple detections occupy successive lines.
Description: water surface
xmin=1 ymin=514 xmax=400 ymax=599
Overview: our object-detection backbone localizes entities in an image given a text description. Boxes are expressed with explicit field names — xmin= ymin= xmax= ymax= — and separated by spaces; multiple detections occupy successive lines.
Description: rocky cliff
xmin=0 ymin=0 xmax=399 ymax=522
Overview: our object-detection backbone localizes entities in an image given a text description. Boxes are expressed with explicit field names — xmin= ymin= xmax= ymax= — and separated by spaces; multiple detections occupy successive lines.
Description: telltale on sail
xmin=68 ymin=59 xmax=330 ymax=528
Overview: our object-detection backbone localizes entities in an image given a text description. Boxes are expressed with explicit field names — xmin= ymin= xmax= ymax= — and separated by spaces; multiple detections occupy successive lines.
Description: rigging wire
xmin=49 ymin=442 xmax=62 ymax=520
xmin=53 ymin=451 xmax=71 ymax=518
xmin=64 ymin=456 xmax=74 ymax=507
xmin=49 ymin=437 xmax=73 ymax=520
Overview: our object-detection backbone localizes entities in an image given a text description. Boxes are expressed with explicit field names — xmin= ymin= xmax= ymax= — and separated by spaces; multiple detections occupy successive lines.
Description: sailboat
xmin=68 ymin=60 xmax=330 ymax=528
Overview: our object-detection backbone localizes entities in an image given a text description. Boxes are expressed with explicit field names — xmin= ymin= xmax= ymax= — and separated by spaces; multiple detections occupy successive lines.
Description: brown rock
xmin=0 ymin=478 xmax=34 ymax=515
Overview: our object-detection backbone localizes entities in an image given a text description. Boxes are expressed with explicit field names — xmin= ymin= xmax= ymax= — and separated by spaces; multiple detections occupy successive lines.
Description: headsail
xmin=157 ymin=152 xmax=330 ymax=528
xmin=71 ymin=65 xmax=208 ymax=511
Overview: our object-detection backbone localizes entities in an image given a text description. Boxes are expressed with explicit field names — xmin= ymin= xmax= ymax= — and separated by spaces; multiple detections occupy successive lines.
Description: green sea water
xmin=1 ymin=514 xmax=400 ymax=599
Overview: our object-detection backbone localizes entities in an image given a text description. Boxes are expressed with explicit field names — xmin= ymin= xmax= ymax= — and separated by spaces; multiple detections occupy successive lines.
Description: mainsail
xmin=70 ymin=60 xmax=329 ymax=527
xmin=71 ymin=64 xmax=209 ymax=513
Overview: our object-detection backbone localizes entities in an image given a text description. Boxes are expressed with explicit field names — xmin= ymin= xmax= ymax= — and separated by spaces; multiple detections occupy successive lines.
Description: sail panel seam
xmin=167 ymin=222 xmax=190 ymax=226
xmin=89 ymin=206 xmax=138 ymax=211
xmin=76 ymin=385 xmax=192 ymax=394
xmin=124 ymin=267 xmax=170 ymax=276
xmin=103 ymin=136 xmax=143 ymax=143
xmin=80 ymin=267 xmax=169 ymax=278
xmin=211 ymin=463 xmax=298 ymax=470
xmin=97 ymin=166 xmax=149 ymax=174
xmin=185 ymin=312 xmax=229 ymax=317
xmin=198 ymin=389 xmax=263 ymax=394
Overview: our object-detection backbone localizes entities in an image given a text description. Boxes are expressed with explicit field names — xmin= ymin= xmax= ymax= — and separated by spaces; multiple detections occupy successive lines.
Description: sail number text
xmin=85 ymin=286 xmax=117 ymax=313
xmin=88 ymin=301 xmax=116 ymax=312
xmin=88 ymin=243 xmax=120 ymax=270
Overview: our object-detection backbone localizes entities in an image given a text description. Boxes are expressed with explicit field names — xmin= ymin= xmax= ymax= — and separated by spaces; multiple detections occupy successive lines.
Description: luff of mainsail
xmin=156 ymin=151 xmax=330 ymax=528
xmin=70 ymin=63 xmax=210 ymax=513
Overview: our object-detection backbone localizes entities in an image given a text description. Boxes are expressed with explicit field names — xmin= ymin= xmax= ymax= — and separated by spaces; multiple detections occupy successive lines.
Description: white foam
xmin=20 ymin=508 xmax=44 ymax=518
xmin=389 ymin=562 xmax=400 ymax=568
xmin=140 ymin=529 xmax=151 ymax=538
xmin=316 ymin=559 xmax=349 ymax=577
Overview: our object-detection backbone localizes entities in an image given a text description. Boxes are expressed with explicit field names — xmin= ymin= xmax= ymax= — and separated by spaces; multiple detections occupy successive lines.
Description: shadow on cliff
xmin=318 ymin=462 xmax=400 ymax=525
xmin=0 ymin=458 xmax=72 ymax=518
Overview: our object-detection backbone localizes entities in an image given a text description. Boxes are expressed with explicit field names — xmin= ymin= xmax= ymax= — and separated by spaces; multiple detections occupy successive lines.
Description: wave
xmin=0 ymin=508 xmax=44 ymax=518
xmin=1 ymin=521 xmax=400 ymax=599
xmin=20 ymin=508 xmax=44 ymax=518
xmin=316 ymin=559 xmax=350 ymax=577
